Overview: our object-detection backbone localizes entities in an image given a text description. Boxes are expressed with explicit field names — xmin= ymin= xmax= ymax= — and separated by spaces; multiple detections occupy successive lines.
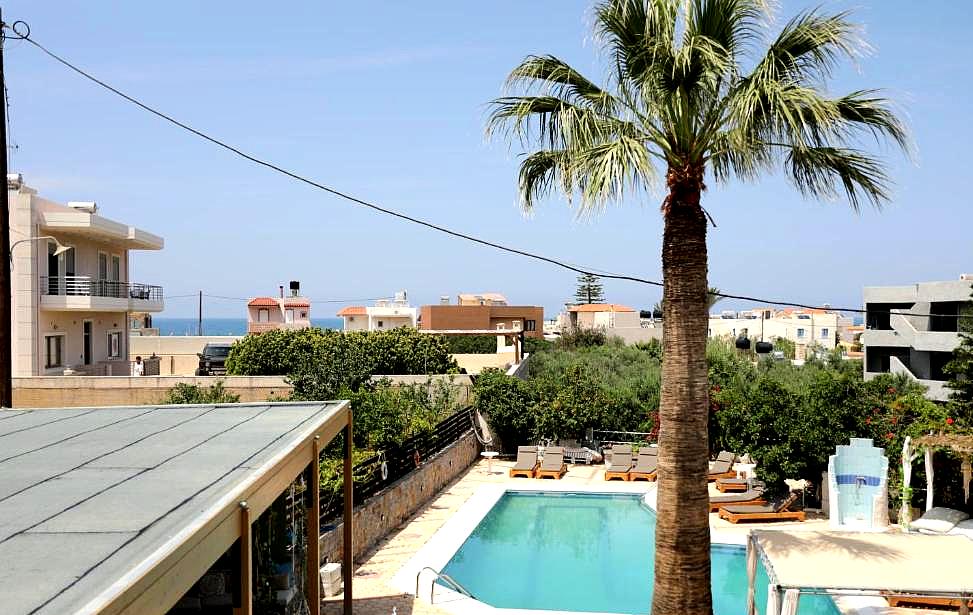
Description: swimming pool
xmin=439 ymin=491 xmax=837 ymax=614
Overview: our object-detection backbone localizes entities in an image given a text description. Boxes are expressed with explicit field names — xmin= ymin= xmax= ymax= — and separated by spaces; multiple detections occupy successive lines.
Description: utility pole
xmin=1 ymin=9 xmax=13 ymax=408
xmin=197 ymin=290 xmax=203 ymax=336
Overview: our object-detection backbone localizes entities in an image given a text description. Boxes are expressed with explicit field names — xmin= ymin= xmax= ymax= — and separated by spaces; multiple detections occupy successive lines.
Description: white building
xmin=7 ymin=175 xmax=164 ymax=376
xmin=563 ymin=303 xmax=662 ymax=344
xmin=862 ymin=275 xmax=973 ymax=401
xmin=708 ymin=307 xmax=840 ymax=357
xmin=337 ymin=291 xmax=418 ymax=331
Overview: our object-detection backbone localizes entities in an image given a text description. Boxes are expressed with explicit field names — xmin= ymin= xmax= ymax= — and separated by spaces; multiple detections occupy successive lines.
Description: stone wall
xmin=318 ymin=430 xmax=480 ymax=564
xmin=12 ymin=375 xmax=291 ymax=408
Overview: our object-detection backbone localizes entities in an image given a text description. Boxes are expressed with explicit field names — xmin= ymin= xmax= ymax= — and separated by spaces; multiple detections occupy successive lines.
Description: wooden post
xmin=240 ymin=501 xmax=252 ymax=615
xmin=342 ymin=409 xmax=353 ymax=615
xmin=307 ymin=436 xmax=321 ymax=615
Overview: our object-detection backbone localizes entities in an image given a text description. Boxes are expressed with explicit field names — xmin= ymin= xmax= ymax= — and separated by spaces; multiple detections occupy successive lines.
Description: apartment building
xmin=862 ymin=276 xmax=973 ymax=401
xmin=247 ymin=281 xmax=312 ymax=334
xmin=7 ymin=175 xmax=164 ymax=376
xmin=708 ymin=307 xmax=840 ymax=357
xmin=337 ymin=291 xmax=418 ymax=331
xmin=419 ymin=296 xmax=543 ymax=338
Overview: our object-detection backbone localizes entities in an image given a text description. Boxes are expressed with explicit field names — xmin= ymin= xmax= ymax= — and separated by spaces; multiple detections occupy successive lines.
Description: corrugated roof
xmin=568 ymin=303 xmax=636 ymax=313
xmin=337 ymin=306 xmax=366 ymax=316
xmin=0 ymin=402 xmax=349 ymax=615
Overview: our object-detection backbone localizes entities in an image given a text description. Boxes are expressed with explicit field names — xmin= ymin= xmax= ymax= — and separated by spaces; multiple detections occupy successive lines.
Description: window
xmin=285 ymin=309 xmax=295 ymax=323
xmin=496 ymin=323 xmax=506 ymax=330
xmin=107 ymin=331 xmax=122 ymax=359
xmin=110 ymin=255 xmax=121 ymax=281
xmin=300 ymin=311 xmax=307 ymax=319
xmin=98 ymin=252 xmax=108 ymax=280
xmin=348 ymin=316 xmax=355 ymax=322
xmin=257 ymin=308 xmax=270 ymax=323
xmin=377 ymin=320 xmax=384 ymax=328
xmin=525 ymin=319 xmax=537 ymax=331
xmin=797 ymin=328 xmax=806 ymax=338
xmin=45 ymin=335 xmax=64 ymax=368
xmin=820 ymin=328 xmax=829 ymax=339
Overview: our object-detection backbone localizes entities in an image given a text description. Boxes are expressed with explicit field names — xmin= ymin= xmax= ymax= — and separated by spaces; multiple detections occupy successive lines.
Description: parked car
xmin=196 ymin=343 xmax=232 ymax=375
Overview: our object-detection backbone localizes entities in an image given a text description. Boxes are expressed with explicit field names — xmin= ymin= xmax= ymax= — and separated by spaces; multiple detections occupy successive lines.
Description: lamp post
xmin=3 ymin=236 xmax=73 ymax=407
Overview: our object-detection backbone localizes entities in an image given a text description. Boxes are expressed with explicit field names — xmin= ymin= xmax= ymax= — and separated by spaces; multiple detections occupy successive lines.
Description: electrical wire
xmin=6 ymin=21 xmax=970 ymax=320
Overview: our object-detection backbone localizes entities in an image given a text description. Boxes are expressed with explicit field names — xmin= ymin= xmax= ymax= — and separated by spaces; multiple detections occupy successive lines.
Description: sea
xmin=152 ymin=317 xmax=343 ymax=336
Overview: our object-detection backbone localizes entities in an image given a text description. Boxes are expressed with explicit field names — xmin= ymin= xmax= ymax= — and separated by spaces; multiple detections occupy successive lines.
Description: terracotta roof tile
xmin=337 ymin=306 xmax=367 ymax=316
xmin=247 ymin=297 xmax=279 ymax=307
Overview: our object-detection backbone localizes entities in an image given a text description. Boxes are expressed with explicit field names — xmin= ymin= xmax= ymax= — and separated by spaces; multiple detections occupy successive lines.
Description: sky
xmin=5 ymin=1 xmax=972 ymax=318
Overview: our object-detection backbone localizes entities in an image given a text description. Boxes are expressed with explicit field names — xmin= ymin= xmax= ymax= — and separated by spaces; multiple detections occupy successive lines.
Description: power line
xmin=6 ymin=22 xmax=969 ymax=320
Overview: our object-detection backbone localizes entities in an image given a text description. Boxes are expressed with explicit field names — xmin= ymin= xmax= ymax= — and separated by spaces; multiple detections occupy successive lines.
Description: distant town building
xmin=862 ymin=275 xmax=973 ymax=401
xmin=419 ymin=295 xmax=543 ymax=338
xmin=457 ymin=292 xmax=508 ymax=307
xmin=7 ymin=175 xmax=165 ymax=376
xmin=129 ymin=311 xmax=159 ymax=337
xmin=563 ymin=303 xmax=662 ymax=344
xmin=246 ymin=281 xmax=311 ymax=334
xmin=708 ymin=307 xmax=841 ymax=358
xmin=337 ymin=291 xmax=418 ymax=331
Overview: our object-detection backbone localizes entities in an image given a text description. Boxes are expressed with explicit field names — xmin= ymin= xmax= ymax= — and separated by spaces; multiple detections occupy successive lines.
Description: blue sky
xmin=5 ymin=1 xmax=972 ymax=318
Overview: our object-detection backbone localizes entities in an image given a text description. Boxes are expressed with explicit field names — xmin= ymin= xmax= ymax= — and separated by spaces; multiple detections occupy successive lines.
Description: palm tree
xmin=487 ymin=2 xmax=908 ymax=612
xmin=707 ymin=287 xmax=723 ymax=311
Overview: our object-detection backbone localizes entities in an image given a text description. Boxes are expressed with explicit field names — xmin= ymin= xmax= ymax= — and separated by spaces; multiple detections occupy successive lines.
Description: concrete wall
xmin=452 ymin=353 xmax=513 ymax=375
xmin=420 ymin=304 xmax=544 ymax=338
xmin=129 ymin=335 xmax=242 ymax=375
xmin=606 ymin=326 xmax=663 ymax=345
xmin=11 ymin=375 xmax=290 ymax=408
xmin=318 ymin=431 xmax=479 ymax=564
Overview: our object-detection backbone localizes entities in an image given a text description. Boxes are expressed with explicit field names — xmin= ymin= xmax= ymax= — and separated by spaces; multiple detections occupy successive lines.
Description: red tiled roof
xmin=337 ymin=306 xmax=366 ymax=316
xmin=568 ymin=303 xmax=636 ymax=313
xmin=248 ymin=297 xmax=279 ymax=307
xmin=283 ymin=298 xmax=311 ymax=307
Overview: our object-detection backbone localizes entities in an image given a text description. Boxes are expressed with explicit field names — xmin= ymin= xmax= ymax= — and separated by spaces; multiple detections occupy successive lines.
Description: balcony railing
xmin=40 ymin=276 xmax=163 ymax=302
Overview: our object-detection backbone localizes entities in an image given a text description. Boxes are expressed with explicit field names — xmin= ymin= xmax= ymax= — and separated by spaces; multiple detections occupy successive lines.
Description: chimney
xmin=279 ymin=285 xmax=284 ymax=299
xmin=289 ymin=280 xmax=300 ymax=297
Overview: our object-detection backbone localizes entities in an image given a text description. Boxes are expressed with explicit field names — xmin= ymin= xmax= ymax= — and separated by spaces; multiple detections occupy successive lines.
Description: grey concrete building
xmin=862 ymin=275 xmax=973 ymax=401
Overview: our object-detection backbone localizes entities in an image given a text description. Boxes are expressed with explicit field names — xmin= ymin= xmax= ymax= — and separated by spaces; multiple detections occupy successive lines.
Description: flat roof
xmin=754 ymin=530 xmax=973 ymax=596
xmin=0 ymin=401 xmax=349 ymax=615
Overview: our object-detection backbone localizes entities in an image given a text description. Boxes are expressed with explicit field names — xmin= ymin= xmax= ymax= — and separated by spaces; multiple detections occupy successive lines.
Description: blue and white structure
xmin=828 ymin=437 xmax=890 ymax=530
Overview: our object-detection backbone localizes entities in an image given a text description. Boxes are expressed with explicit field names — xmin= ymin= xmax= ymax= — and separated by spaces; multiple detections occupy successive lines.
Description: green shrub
xmin=555 ymin=328 xmax=608 ymax=349
xmin=161 ymin=381 xmax=240 ymax=404
xmin=445 ymin=335 xmax=498 ymax=354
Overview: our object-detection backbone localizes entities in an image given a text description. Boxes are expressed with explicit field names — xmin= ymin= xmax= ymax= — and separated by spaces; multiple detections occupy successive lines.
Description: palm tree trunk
xmin=652 ymin=170 xmax=712 ymax=615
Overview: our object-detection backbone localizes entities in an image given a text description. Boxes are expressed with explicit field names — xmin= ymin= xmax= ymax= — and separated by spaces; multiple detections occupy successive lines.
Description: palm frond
xmin=834 ymin=90 xmax=911 ymax=151
xmin=575 ymin=135 xmax=659 ymax=212
xmin=685 ymin=0 xmax=767 ymax=67
xmin=506 ymin=55 xmax=619 ymax=114
xmin=517 ymin=149 xmax=576 ymax=213
xmin=755 ymin=8 xmax=863 ymax=84
xmin=486 ymin=95 xmax=641 ymax=151
xmin=594 ymin=0 xmax=677 ymax=87
xmin=786 ymin=146 xmax=890 ymax=211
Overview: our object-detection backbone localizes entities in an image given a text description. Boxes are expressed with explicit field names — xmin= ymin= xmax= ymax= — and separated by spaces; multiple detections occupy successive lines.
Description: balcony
xmin=40 ymin=276 xmax=164 ymax=313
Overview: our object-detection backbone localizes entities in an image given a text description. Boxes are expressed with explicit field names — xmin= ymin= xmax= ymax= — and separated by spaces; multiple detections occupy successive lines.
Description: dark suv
xmin=195 ymin=343 xmax=232 ymax=376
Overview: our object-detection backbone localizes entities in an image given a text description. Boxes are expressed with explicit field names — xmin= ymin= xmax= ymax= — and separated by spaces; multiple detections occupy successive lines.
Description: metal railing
xmin=416 ymin=567 xmax=476 ymax=604
xmin=40 ymin=276 xmax=163 ymax=301
xmin=319 ymin=408 xmax=473 ymax=524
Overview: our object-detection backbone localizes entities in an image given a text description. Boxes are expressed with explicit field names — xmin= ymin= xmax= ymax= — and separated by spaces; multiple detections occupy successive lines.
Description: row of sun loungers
xmin=605 ymin=445 xmax=659 ymax=481
xmin=509 ymin=446 xmax=567 ymax=479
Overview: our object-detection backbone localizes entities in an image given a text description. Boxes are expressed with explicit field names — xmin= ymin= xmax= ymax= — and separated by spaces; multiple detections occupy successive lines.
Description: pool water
xmin=440 ymin=492 xmax=837 ymax=614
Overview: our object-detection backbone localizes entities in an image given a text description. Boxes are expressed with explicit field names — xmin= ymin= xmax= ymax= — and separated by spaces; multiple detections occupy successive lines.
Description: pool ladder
xmin=415 ymin=566 xmax=477 ymax=604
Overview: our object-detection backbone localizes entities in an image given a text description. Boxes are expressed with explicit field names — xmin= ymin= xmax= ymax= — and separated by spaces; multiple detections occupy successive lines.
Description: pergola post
xmin=306 ymin=436 xmax=321 ymax=615
xmin=924 ymin=448 xmax=935 ymax=512
xmin=962 ymin=458 xmax=972 ymax=506
xmin=240 ymin=502 xmax=252 ymax=615
xmin=342 ymin=407 xmax=354 ymax=615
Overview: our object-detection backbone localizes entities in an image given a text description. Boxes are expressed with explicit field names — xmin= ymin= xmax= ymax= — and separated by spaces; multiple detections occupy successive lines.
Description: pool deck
xmin=322 ymin=458 xmax=937 ymax=615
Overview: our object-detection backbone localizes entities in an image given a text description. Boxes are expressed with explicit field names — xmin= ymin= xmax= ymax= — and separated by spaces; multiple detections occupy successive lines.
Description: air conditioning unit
xmin=67 ymin=201 xmax=98 ymax=214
